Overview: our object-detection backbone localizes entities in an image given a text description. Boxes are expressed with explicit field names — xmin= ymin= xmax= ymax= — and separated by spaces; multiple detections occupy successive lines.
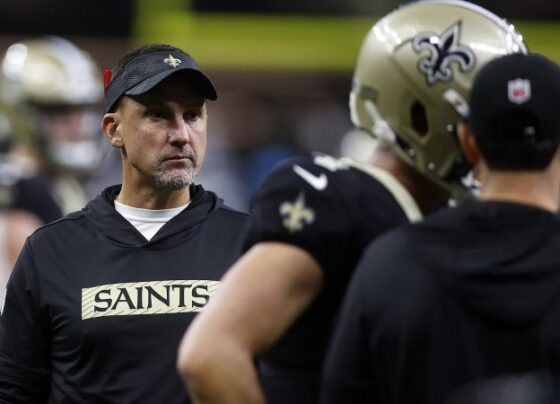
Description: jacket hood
xmin=410 ymin=201 xmax=560 ymax=327
xmin=82 ymin=184 xmax=221 ymax=249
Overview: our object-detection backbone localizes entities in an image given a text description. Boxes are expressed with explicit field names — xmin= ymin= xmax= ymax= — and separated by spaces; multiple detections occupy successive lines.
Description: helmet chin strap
xmin=443 ymin=88 xmax=469 ymax=118
xmin=349 ymin=91 xmax=397 ymax=144
xmin=442 ymin=88 xmax=480 ymax=199
xmin=362 ymin=99 xmax=397 ymax=143
xmin=48 ymin=139 xmax=102 ymax=174
xmin=461 ymin=170 xmax=481 ymax=197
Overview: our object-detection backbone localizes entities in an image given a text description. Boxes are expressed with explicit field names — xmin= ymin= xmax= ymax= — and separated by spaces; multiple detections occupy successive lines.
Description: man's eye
xmin=147 ymin=110 xmax=165 ymax=119
xmin=184 ymin=110 xmax=202 ymax=121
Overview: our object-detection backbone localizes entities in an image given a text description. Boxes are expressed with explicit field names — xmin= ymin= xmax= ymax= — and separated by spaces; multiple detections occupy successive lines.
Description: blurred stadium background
xmin=0 ymin=0 xmax=558 ymax=211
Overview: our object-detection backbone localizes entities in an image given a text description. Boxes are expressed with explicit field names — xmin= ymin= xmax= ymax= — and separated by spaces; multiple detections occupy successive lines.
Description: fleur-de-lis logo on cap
xmin=164 ymin=55 xmax=182 ymax=68
xmin=412 ymin=22 xmax=475 ymax=85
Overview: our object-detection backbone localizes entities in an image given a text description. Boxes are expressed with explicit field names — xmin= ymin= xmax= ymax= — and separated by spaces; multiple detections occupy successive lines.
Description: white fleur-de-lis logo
xmin=412 ymin=22 xmax=475 ymax=85
xmin=164 ymin=55 xmax=182 ymax=68
xmin=279 ymin=193 xmax=315 ymax=233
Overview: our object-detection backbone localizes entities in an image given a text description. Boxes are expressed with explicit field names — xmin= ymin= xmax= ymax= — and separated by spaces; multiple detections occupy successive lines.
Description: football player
xmin=0 ymin=36 xmax=116 ymax=214
xmin=178 ymin=1 xmax=527 ymax=403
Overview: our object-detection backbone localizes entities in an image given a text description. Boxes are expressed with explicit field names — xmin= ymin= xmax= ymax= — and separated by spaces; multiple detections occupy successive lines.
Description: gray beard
xmin=153 ymin=165 xmax=197 ymax=190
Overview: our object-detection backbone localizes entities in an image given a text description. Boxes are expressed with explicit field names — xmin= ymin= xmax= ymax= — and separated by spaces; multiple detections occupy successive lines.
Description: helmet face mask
xmin=0 ymin=36 xmax=104 ymax=174
xmin=37 ymin=104 xmax=104 ymax=173
xmin=350 ymin=0 xmax=527 ymax=197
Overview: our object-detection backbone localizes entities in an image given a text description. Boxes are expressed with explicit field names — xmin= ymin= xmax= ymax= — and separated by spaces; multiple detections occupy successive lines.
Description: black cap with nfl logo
xmin=103 ymin=49 xmax=217 ymax=113
xmin=468 ymin=53 xmax=560 ymax=147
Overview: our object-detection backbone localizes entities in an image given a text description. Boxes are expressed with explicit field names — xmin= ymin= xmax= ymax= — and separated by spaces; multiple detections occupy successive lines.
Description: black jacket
xmin=0 ymin=184 xmax=250 ymax=403
xmin=322 ymin=201 xmax=560 ymax=404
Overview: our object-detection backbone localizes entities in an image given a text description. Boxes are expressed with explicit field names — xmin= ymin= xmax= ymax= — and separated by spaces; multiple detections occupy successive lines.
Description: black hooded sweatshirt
xmin=322 ymin=201 xmax=560 ymax=404
xmin=0 ymin=184 xmax=250 ymax=403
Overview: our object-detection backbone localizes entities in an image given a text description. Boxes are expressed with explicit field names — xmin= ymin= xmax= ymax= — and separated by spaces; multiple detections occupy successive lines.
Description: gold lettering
xmin=81 ymin=280 xmax=221 ymax=320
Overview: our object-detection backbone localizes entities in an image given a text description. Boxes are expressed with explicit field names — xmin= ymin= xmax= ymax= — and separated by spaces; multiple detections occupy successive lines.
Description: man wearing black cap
xmin=0 ymin=44 xmax=250 ymax=403
xmin=321 ymin=52 xmax=560 ymax=404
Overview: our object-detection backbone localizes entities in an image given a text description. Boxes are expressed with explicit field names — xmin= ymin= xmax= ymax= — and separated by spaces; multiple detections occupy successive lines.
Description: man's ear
xmin=457 ymin=121 xmax=481 ymax=166
xmin=101 ymin=113 xmax=124 ymax=149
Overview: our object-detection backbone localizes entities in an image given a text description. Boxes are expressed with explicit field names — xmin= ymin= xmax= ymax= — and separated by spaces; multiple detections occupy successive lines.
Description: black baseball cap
xmin=468 ymin=53 xmax=560 ymax=145
xmin=104 ymin=50 xmax=217 ymax=112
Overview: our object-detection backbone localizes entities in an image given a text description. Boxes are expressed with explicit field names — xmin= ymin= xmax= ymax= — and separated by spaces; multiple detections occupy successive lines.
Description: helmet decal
xmin=350 ymin=0 xmax=527 ymax=198
xmin=412 ymin=22 xmax=475 ymax=85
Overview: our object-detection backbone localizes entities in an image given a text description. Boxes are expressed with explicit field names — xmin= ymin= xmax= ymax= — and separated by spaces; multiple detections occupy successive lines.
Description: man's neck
xmin=116 ymin=183 xmax=191 ymax=210
xmin=479 ymin=171 xmax=560 ymax=213
xmin=367 ymin=144 xmax=450 ymax=215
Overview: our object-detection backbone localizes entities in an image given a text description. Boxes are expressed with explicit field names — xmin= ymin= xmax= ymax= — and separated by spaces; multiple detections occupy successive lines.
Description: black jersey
xmin=0 ymin=160 xmax=62 ymax=223
xmin=0 ymin=184 xmax=250 ymax=403
xmin=322 ymin=201 xmax=560 ymax=404
xmin=243 ymin=154 xmax=422 ymax=403
xmin=10 ymin=174 xmax=63 ymax=223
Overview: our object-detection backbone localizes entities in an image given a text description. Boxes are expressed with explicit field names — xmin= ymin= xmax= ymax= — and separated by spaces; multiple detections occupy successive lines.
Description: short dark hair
xmin=475 ymin=110 xmax=560 ymax=171
xmin=477 ymin=141 xmax=559 ymax=171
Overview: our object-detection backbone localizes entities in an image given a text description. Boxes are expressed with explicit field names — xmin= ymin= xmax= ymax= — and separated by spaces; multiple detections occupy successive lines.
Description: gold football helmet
xmin=350 ymin=0 xmax=527 ymax=196
xmin=0 ymin=36 xmax=104 ymax=173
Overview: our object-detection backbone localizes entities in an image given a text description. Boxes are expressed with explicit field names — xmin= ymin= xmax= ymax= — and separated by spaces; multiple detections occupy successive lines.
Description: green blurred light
xmin=133 ymin=3 xmax=560 ymax=71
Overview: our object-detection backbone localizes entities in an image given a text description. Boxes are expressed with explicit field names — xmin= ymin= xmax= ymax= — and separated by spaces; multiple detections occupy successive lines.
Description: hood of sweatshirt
xmin=408 ymin=201 xmax=560 ymax=327
xmin=82 ymin=184 xmax=220 ymax=249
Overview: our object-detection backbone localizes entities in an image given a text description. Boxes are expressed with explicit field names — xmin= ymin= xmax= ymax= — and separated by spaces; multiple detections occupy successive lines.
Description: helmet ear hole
xmin=411 ymin=101 xmax=428 ymax=137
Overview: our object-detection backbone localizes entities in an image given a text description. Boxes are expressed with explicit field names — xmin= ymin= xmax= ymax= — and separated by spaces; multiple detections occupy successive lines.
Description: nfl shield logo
xmin=508 ymin=78 xmax=531 ymax=104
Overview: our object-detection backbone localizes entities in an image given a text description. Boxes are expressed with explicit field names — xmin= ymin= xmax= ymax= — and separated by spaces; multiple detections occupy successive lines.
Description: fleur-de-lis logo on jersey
xmin=412 ymin=22 xmax=475 ymax=85
xmin=279 ymin=193 xmax=315 ymax=233
xmin=164 ymin=55 xmax=182 ymax=68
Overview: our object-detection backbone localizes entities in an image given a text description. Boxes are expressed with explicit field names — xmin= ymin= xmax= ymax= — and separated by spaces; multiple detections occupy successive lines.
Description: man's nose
xmin=168 ymin=115 xmax=190 ymax=144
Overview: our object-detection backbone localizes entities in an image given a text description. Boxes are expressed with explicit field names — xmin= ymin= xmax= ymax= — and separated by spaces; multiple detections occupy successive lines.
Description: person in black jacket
xmin=321 ymin=53 xmax=560 ymax=404
xmin=0 ymin=43 xmax=250 ymax=403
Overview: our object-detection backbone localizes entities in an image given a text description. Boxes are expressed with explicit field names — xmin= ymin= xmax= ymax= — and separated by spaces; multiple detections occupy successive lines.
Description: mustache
xmin=160 ymin=149 xmax=196 ymax=162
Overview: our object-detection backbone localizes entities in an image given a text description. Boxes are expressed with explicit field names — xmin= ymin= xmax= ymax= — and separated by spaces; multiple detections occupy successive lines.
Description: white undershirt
xmin=114 ymin=200 xmax=189 ymax=241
